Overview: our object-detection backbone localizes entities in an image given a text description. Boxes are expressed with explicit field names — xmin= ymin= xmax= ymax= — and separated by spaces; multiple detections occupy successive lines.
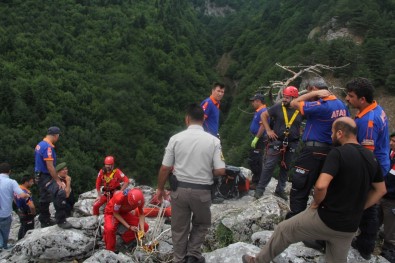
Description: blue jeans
xmin=0 ymin=215 xmax=12 ymax=249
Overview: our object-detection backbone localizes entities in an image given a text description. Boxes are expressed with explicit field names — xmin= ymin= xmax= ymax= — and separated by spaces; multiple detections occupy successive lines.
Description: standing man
xmin=103 ymin=188 xmax=149 ymax=252
xmin=157 ymin=103 xmax=226 ymax=263
xmin=254 ymin=86 xmax=302 ymax=200
xmin=380 ymin=132 xmax=395 ymax=262
xmin=0 ymin=163 xmax=30 ymax=249
xmin=241 ymin=117 xmax=387 ymax=263
xmin=201 ymin=82 xmax=225 ymax=137
xmin=345 ymin=77 xmax=390 ymax=259
xmin=92 ymin=156 xmax=129 ymax=216
xmin=34 ymin=126 xmax=71 ymax=229
xmin=14 ymin=175 xmax=36 ymax=240
xmin=287 ymin=77 xmax=349 ymax=219
xmin=248 ymin=93 xmax=268 ymax=189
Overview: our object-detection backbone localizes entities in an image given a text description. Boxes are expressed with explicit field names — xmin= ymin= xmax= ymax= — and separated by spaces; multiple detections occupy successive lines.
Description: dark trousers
xmin=354 ymin=204 xmax=380 ymax=254
xmin=287 ymin=145 xmax=331 ymax=219
xmin=171 ymin=187 xmax=211 ymax=263
xmin=257 ymin=141 xmax=298 ymax=193
xmin=248 ymin=137 xmax=266 ymax=185
xmin=37 ymin=173 xmax=67 ymax=224
xmin=17 ymin=212 xmax=35 ymax=240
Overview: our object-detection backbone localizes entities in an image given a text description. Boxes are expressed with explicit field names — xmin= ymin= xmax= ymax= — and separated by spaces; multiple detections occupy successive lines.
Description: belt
xmin=305 ymin=141 xmax=330 ymax=147
xmin=178 ymin=181 xmax=212 ymax=190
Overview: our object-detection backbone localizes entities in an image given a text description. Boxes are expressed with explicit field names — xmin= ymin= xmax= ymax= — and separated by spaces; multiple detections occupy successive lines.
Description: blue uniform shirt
xmin=14 ymin=185 xmax=33 ymax=213
xmin=0 ymin=174 xmax=23 ymax=218
xmin=34 ymin=138 xmax=56 ymax=173
xmin=355 ymin=101 xmax=390 ymax=175
xmin=300 ymin=95 xmax=349 ymax=144
xmin=249 ymin=105 xmax=267 ymax=136
xmin=201 ymin=96 xmax=220 ymax=137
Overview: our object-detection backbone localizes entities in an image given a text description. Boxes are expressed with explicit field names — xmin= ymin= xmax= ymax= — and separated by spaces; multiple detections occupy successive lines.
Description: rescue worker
xmin=254 ymin=86 xmax=302 ymax=200
xmin=103 ymin=188 xmax=149 ymax=252
xmin=14 ymin=176 xmax=36 ymax=240
xmin=287 ymin=77 xmax=349 ymax=219
xmin=92 ymin=156 xmax=129 ymax=216
xmin=201 ymin=82 xmax=225 ymax=137
xmin=34 ymin=126 xmax=71 ymax=229
xmin=345 ymin=77 xmax=390 ymax=260
xmin=248 ymin=93 xmax=268 ymax=189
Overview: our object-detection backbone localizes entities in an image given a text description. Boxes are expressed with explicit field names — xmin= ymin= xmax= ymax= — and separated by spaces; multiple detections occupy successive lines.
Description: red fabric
xmin=104 ymin=191 xmax=144 ymax=215
xmin=103 ymin=191 xmax=148 ymax=251
xmin=92 ymin=194 xmax=111 ymax=215
xmin=95 ymin=168 xmax=129 ymax=192
xmin=103 ymin=211 xmax=149 ymax=251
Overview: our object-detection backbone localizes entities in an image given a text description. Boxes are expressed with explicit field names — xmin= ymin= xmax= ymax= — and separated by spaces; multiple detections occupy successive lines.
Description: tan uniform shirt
xmin=162 ymin=125 xmax=225 ymax=185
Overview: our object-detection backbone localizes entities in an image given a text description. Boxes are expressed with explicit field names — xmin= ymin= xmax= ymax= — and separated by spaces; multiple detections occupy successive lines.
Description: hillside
xmin=0 ymin=0 xmax=394 ymax=194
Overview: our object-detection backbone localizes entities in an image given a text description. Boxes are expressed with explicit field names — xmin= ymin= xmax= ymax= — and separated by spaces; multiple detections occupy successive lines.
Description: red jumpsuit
xmin=92 ymin=168 xmax=129 ymax=215
xmin=103 ymin=191 xmax=149 ymax=251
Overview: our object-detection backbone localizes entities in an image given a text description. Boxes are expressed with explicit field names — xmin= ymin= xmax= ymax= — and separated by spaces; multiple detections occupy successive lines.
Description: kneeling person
xmin=103 ymin=188 xmax=149 ymax=252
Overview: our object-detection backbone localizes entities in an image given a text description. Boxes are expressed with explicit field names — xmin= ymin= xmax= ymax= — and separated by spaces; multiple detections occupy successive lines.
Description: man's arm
xmin=213 ymin=168 xmax=226 ymax=177
xmin=119 ymin=172 xmax=130 ymax=191
xmin=364 ymin=181 xmax=386 ymax=209
xmin=261 ymin=110 xmax=277 ymax=140
xmin=311 ymin=172 xmax=333 ymax=209
xmin=113 ymin=211 xmax=137 ymax=231
xmin=290 ymin=90 xmax=331 ymax=110
xmin=65 ymin=175 xmax=72 ymax=198
xmin=156 ymin=165 xmax=172 ymax=201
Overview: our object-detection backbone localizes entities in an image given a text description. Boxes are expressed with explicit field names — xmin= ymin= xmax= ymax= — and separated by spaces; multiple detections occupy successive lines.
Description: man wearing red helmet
xmin=92 ymin=156 xmax=129 ymax=215
xmin=254 ymin=86 xmax=302 ymax=201
xmin=103 ymin=188 xmax=149 ymax=251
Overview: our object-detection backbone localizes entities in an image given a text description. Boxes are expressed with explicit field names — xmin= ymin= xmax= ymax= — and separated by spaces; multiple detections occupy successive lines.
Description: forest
xmin=0 ymin=0 xmax=394 ymax=196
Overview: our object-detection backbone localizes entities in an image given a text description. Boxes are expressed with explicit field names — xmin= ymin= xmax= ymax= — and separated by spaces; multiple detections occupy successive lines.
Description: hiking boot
xmin=212 ymin=197 xmax=224 ymax=204
xmin=186 ymin=255 xmax=205 ymax=263
xmin=303 ymin=240 xmax=325 ymax=253
xmin=58 ymin=221 xmax=72 ymax=229
xmin=254 ymin=189 xmax=264 ymax=199
xmin=242 ymin=254 xmax=257 ymax=263
xmin=274 ymin=190 xmax=288 ymax=201
xmin=40 ymin=219 xmax=56 ymax=228
xmin=351 ymin=240 xmax=371 ymax=260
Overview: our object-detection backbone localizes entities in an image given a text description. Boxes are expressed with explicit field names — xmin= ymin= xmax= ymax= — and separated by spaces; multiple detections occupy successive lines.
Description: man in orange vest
xmin=92 ymin=156 xmax=129 ymax=215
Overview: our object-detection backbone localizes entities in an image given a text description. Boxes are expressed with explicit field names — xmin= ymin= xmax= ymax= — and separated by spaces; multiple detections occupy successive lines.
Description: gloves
xmin=251 ymin=137 xmax=259 ymax=148
xmin=138 ymin=230 xmax=145 ymax=240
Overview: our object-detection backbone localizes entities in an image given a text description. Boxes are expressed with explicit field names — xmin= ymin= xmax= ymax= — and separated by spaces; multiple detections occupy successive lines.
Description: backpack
xmin=214 ymin=165 xmax=248 ymax=199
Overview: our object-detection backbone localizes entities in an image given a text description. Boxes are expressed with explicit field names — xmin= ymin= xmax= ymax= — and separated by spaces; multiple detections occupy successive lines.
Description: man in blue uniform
xmin=345 ymin=77 xmax=390 ymax=260
xmin=201 ymin=82 xmax=225 ymax=137
xmin=287 ymin=77 xmax=349 ymax=219
xmin=14 ymin=176 xmax=36 ymax=240
xmin=248 ymin=93 xmax=268 ymax=189
xmin=34 ymin=126 xmax=71 ymax=229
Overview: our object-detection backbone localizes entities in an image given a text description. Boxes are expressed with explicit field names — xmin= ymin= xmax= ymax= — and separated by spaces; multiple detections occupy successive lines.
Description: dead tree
xmin=255 ymin=63 xmax=349 ymax=105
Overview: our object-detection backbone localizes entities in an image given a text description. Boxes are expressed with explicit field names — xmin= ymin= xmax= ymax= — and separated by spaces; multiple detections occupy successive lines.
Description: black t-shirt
xmin=318 ymin=143 xmax=383 ymax=232
xmin=267 ymin=102 xmax=303 ymax=142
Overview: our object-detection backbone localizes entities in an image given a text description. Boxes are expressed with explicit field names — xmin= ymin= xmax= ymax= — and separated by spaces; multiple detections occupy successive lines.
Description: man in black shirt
xmin=242 ymin=117 xmax=386 ymax=263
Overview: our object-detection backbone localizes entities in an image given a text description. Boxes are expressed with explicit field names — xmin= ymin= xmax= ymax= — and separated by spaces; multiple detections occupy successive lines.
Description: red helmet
xmin=283 ymin=86 xmax=299 ymax=98
xmin=104 ymin=156 xmax=115 ymax=165
xmin=128 ymin=188 xmax=145 ymax=207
